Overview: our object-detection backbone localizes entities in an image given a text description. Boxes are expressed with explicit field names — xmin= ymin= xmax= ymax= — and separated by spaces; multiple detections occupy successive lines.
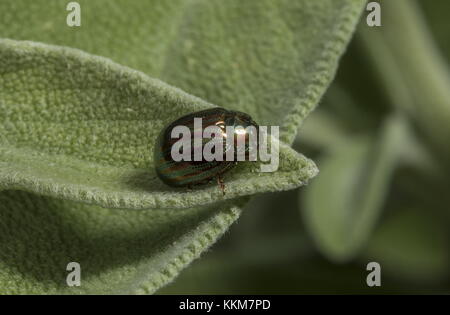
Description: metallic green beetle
xmin=154 ymin=107 xmax=259 ymax=191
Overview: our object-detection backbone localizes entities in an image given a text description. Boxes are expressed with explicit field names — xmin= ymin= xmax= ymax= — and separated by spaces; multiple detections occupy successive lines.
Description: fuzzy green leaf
xmin=0 ymin=0 xmax=366 ymax=144
xmin=0 ymin=40 xmax=317 ymax=209
xmin=0 ymin=0 xmax=365 ymax=294
xmin=0 ymin=190 xmax=244 ymax=294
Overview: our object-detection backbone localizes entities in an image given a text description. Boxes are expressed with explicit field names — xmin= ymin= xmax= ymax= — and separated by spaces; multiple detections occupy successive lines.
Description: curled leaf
xmin=0 ymin=190 xmax=243 ymax=294
xmin=0 ymin=0 xmax=366 ymax=294
xmin=0 ymin=0 xmax=367 ymax=144
xmin=0 ymin=39 xmax=317 ymax=209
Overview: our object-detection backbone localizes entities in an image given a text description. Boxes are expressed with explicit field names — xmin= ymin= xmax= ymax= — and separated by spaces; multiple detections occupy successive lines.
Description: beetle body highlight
xmin=154 ymin=107 xmax=258 ymax=188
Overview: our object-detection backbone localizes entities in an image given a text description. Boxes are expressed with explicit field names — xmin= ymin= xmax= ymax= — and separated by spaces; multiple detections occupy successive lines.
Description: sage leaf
xmin=0 ymin=0 xmax=366 ymax=294
xmin=0 ymin=190 xmax=244 ymax=294
xmin=0 ymin=39 xmax=317 ymax=209
xmin=0 ymin=0 xmax=367 ymax=144
xmin=418 ymin=0 xmax=450 ymax=64
xmin=359 ymin=0 xmax=450 ymax=162
xmin=302 ymin=115 xmax=409 ymax=261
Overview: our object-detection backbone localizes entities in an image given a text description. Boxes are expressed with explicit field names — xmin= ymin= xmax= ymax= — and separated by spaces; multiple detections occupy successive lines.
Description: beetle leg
xmin=217 ymin=176 xmax=226 ymax=196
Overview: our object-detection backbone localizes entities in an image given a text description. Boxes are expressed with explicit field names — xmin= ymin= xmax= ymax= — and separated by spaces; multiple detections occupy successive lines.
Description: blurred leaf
xmin=296 ymin=108 xmax=350 ymax=151
xmin=159 ymin=252 xmax=382 ymax=294
xmin=302 ymin=115 xmax=409 ymax=262
xmin=419 ymin=0 xmax=450 ymax=59
xmin=364 ymin=206 xmax=449 ymax=284
xmin=0 ymin=0 xmax=366 ymax=293
xmin=359 ymin=0 xmax=450 ymax=162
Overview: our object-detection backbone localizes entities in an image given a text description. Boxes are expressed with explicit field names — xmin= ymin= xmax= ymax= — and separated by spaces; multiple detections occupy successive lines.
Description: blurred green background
xmin=160 ymin=0 xmax=450 ymax=294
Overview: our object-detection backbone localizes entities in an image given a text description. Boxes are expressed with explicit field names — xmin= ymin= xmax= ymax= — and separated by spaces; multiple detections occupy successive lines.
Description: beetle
xmin=154 ymin=107 xmax=259 ymax=193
